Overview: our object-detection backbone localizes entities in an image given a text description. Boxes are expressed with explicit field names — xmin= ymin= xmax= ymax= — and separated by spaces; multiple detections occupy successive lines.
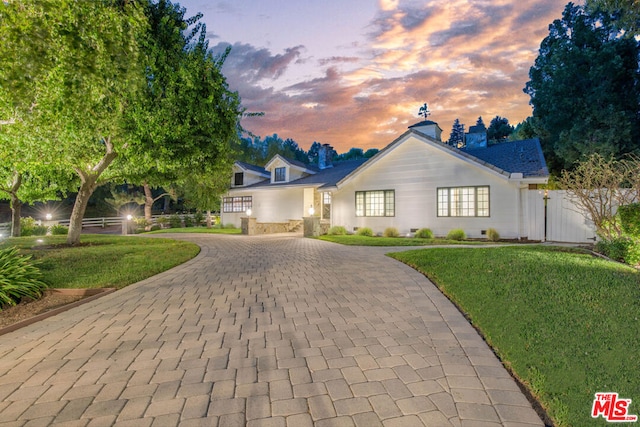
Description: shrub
xmin=168 ymin=213 xmax=182 ymax=228
xmin=20 ymin=217 xmax=48 ymax=236
xmin=0 ymin=247 xmax=48 ymax=309
xmin=193 ymin=211 xmax=204 ymax=227
xmin=595 ymin=237 xmax=640 ymax=266
xmin=328 ymin=226 xmax=347 ymax=235
xmin=618 ymin=203 xmax=640 ymax=238
xmin=356 ymin=227 xmax=374 ymax=237
xmin=447 ymin=228 xmax=466 ymax=241
xmin=183 ymin=215 xmax=194 ymax=228
xmin=383 ymin=227 xmax=399 ymax=238
xmin=486 ymin=228 xmax=500 ymax=242
xmin=415 ymin=228 xmax=433 ymax=239
xmin=155 ymin=215 xmax=169 ymax=228
xmin=50 ymin=224 xmax=69 ymax=235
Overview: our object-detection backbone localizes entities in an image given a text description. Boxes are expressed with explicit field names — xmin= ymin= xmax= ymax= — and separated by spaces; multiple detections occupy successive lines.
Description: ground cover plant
xmin=318 ymin=234 xmax=497 ymax=246
xmin=0 ymin=235 xmax=200 ymax=289
xmin=0 ymin=247 xmax=48 ymax=309
xmin=389 ymin=245 xmax=640 ymax=427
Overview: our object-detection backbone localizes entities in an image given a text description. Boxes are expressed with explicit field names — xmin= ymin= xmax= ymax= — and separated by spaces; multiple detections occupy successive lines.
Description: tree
xmin=524 ymin=3 xmax=640 ymax=174
xmin=0 ymin=0 xmax=149 ymax=244
xmin=364 ymin=148 xmax=379 ymax=158
xmin=559 ymin=153 xmax=640 ymax=240
xmin=511 ymin=117 xmax=538 ymax=141
xmin=487 ymin=116 xmax=514 ymax=143
xmin=585 ymin=0 xmax=640 ymax=36
xmin=448 ymin=119 xmax=465 ymax=148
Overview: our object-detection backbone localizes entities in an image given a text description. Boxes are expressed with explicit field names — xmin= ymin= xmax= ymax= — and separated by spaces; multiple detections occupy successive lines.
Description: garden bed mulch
xmin=0 ymin=288 xmax=116 ymax=336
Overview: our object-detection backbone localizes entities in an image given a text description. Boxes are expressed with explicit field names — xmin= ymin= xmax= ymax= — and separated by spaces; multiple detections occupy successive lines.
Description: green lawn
xmin=317 ymin=234 xmax=500 ymax=246
xmin=143 ymin=226 xmax=241 ymax=234
xmin=0 ymin=235 xmax=200 ymax=289
xmin=389 ymin=245 xmax=640 ymax=427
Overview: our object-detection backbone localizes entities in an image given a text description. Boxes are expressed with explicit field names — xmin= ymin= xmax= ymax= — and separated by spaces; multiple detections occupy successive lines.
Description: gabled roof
xmin=338 ymin=129 xmax=548 ymax=187
xmin=461 ymin=138 xmax=548 ymax=178
xmin=235 ymin=161 xmax=269 ymax=177
xmin=264 ymin=154 xmax=318 ymax=174
xmin=233 ymin=159 xmax=366 ymax=190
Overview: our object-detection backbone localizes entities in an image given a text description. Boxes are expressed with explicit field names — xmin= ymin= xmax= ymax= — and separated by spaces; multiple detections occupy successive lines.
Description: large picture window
xmin=437 ymin=186 xmax=489 ymax=217
xmin=355 ymin=190 xmax=395 ymax=217
xmin=223 ymin=196 xmax=252 ymax=213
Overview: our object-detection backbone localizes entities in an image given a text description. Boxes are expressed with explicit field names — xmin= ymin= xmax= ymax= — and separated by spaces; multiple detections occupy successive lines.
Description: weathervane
xmin=418 ymin=103 xmax=431 ymax=120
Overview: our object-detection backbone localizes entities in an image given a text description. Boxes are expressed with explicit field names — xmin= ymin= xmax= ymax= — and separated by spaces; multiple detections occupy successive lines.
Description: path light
xmin=246 ymin=208 xmax=252 ymax=217
xmin=308 ymin=205 xmax=315 ymax=216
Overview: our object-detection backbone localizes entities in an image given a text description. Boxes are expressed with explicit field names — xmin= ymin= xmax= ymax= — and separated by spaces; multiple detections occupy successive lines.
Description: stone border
xmin=0 ymin=288 xmax=116 ymax=337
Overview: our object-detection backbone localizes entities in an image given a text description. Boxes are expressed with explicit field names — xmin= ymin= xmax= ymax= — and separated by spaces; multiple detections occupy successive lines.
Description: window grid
xmin=437 ymin=186 xmax=489 ymax=217
xmin=223 ymin=196 xmax=252 ymax=213
xmin=355 ymin=190 xmax=395 ymax=217
xmin=274 ymin=167 xmax=286 ymax=182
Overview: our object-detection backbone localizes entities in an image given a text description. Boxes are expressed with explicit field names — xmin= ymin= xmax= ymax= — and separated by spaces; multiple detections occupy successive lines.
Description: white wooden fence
xmin=526 ymin=190 xmax=598 ymax=243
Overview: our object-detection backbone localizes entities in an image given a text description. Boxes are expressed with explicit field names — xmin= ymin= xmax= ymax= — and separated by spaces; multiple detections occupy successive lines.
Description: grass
xmin=317 ymin=234 xmax=501 ymax=246
xmin=0 ymin=235 xmax=200 ymax=289
xmin=143 ymin=227 xmax=241 ymax=235
xmin=389 ymin=245 xmax=640 ymax=427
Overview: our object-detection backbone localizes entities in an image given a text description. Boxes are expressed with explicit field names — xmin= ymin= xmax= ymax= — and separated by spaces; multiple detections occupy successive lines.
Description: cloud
xmin=212 ymin=0 xmax=568 ymax=152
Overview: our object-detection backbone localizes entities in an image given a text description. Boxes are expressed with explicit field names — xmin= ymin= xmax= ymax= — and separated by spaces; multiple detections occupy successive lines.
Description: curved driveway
xmin=0 ymin=234 xmax=543 ymax=426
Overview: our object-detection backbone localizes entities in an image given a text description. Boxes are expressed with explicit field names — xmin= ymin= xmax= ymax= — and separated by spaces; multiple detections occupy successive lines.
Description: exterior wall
xmin=221 ymin=187 xmax=306 ymax=227
xmin=331 ymin=135 xmax=523 ymax=238
xmin=266 ymin=157 xmax=311 ymax=183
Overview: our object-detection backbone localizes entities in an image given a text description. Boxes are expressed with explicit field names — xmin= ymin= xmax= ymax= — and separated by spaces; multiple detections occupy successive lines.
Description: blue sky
xmin=180 ymin=0 xmax=573 ymax=152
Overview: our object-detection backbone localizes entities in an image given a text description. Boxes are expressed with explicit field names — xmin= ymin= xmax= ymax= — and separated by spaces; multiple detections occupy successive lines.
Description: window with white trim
xmin=437 ymin=186 xmax=489 ymax=217
xmin=274 ymin=167 xmax=286 ymax=182
xmin=355 ymin=190 xmax=395 ymax=217
xmin=223 ymin=196 xmax=252 ymax=213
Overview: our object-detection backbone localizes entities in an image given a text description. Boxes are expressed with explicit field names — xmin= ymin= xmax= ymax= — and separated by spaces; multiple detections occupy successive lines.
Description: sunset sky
xmin=180 ymin=0 xmax=573 ymax=153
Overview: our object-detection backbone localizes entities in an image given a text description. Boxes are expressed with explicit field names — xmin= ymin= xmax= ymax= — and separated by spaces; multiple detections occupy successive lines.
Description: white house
xmin=221 ymin=121 xmax=549 ymax=239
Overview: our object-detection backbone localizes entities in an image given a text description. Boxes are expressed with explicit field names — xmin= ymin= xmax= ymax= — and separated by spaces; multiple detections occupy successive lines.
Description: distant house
xmin=221 ymin=121 xmax=549 ymax=239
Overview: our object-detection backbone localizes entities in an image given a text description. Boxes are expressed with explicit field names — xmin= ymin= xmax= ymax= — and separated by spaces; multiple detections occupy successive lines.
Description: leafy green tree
xmin=585 ymin=0 xmax=640 ymax=36
xmin=448 ymin=119 xmax=465 ymax=148
xmin=524 ymin=3 xmax=640 ymax=174
xmin=1 ymin=0 xmax=148 ymax=244
xmin=511 ymin=117 xmax=538 ymax=141
xmin=364 ymin=148 xmax=379 ymax=158
xmin=487 ymin=116 xmax=514 ymax=143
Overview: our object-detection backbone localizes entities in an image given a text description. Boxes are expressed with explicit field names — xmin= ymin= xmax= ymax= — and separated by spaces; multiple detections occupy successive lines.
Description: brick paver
xmin=0 ymin=234 xmax=544 ymax=425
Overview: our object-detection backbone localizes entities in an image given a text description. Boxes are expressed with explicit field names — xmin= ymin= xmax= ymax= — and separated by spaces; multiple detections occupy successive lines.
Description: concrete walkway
xmin=0 ymin=234 xmax=544 ymax=426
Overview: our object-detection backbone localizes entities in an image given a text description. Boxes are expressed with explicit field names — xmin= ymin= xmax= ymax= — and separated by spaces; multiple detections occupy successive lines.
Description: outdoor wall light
xmin=308 ymin=205 xmax=315 ymax=216
xmin=246 ymin=208 xmax=252 ymax=217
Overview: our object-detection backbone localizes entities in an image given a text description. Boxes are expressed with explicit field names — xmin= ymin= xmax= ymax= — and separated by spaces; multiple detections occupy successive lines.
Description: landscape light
xmin=126 ymin=214 xmax=133 ymax=221
xmin=45 ymin=213 xmax=52 ymax=221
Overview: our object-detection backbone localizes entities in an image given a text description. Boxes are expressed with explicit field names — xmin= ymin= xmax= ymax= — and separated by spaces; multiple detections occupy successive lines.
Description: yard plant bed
xmin=318 ymin=234 xmax=504 ymax=246
xmin=389 ymin=245 xmax=640 ymax=427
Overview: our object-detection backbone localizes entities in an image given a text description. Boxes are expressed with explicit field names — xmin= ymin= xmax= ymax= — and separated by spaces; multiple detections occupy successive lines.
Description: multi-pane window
xmin=437 ymin=186 xmax=489 ymax=217
xmin=223 ymin=196 xmax=252 ymax=213
xmin=355 ymin=190 xmax=395 ymax=217
xmin=274 ymin=167 xmax=286 ymax=182
xmin=322 ymin=192 xmax=331 ymax=219
xmin=234 ymin=172 xmax=244 ymax=186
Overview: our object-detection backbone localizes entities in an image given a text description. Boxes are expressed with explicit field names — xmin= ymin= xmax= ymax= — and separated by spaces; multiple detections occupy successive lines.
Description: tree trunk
xmin=9 ymin=171 xmax=22 ymax=237
xmin=66 ymin=137 xmax=118 ymax=245
xmin=66 ymin=175 xmax=98 ymax=245
xmin=206 ymin=210 xmax=212 ymax=228
xmin=10 ymin=194 xmax=22 ymax=238
xmin=143 ymin=183 xmax=153 ymax=231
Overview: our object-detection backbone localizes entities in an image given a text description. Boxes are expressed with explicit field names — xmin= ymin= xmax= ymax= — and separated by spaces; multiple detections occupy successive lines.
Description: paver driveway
xmin=0 ymin=234 xmax=544 ymax=426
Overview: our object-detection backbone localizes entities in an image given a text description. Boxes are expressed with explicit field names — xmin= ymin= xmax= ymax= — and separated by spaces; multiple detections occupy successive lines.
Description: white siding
xmin=332 ymin=135 xmax=523 ymax=238
xmin=221 ymin=188 xmax=306 ymax=227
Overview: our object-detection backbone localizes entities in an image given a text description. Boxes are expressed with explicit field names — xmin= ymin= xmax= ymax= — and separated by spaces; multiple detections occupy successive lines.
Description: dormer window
xmin=234 ymin=172 xmax=244 ymax=186
xmin=274 ymin=167 xmax=286 ymax=182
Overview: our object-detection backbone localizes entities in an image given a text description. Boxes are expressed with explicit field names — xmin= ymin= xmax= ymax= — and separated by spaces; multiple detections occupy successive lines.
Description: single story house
xmin=221 ymin=120 xmax=549 ymax=239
